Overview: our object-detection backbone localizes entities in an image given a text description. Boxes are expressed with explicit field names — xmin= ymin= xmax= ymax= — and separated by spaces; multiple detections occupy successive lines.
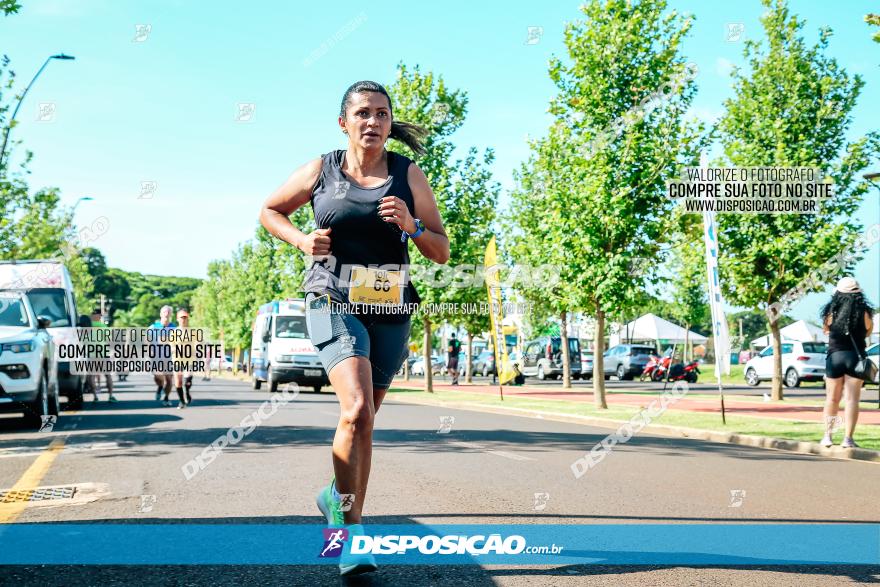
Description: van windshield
xmin=25 ymin=289 xmax=70 ymax=327
xmin=0 ymin=297 xmax=30 ymax=327
xmin=275 ymin=316 xmax=307 ymax=339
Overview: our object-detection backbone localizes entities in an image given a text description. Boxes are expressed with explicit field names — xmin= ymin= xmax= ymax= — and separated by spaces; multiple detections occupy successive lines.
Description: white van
xmin=250 ymin=299 xmax=329 ymax=393
xmin=0 ymin=260 xmax=85 ymax=408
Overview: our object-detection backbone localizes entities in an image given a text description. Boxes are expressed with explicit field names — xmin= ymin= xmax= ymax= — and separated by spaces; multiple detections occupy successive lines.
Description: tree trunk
xmin=424 ymin=316 xmax=433 ymax=393
xmin=769 ymin=318 xmax=784 ymax=401
xmin=466 ymin=331 xmax=474 ymax=384
xmin=684 ymin=324 xmax=690 ymax=362
xmin=561 ymin=310 xmax=571 ymax=388
xmin=593 ymin=303 xmax=608 ymax=409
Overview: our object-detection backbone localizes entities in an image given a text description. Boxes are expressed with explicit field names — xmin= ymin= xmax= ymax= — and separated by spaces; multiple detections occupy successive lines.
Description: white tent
xmin=751 ymin=319 xmax=828 ymax=348
xmin=615 ymin=313 xmax=708 ymax=345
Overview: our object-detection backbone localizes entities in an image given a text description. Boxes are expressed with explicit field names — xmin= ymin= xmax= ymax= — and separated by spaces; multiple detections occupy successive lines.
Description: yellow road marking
xmin=0 ymin=424 xmax=70 ymax=523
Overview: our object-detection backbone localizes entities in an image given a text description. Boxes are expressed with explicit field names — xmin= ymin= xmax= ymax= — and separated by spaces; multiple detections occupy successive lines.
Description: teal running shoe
xmin=338 ymin=523 xmax=378 ymax=577
xmin=316 ymin=477 xmax=345 ymax=527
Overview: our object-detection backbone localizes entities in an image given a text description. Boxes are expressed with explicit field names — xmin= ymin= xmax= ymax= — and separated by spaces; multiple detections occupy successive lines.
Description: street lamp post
xmin=861 ymin=173 xmax=879 ymax=408
xmin=0 ymin=53 xmax=76 ymax=170
xmin=72 ymin=196 xmax=94 ymax=214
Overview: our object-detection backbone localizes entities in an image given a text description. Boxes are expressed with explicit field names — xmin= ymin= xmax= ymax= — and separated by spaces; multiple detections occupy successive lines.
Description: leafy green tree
xmin=716 ymin=0 xmax=880 ymax=400
xmin=510 ymin=0 xmax=702 ymax=406
xmin=1 ymin=1 xmax=21 ymax=17
xmin=386 ymin=62 xmax=471 ymax=392
xmin=866 ymin=14 xmax=880 ymax=43
xmin=440 ymin=147 xmax=499 ymax=382
xmin=667 ymin=218 xmax=709 ymax=361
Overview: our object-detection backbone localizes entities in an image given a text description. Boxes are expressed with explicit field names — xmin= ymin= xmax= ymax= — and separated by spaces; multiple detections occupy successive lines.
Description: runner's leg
xmin=327 ymin=356 xmax=374 ymax=525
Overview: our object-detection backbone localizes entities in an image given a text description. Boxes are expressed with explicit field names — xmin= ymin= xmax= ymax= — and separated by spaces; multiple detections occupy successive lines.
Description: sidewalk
xmin=390 ymin=379 xmax=880 ymax=426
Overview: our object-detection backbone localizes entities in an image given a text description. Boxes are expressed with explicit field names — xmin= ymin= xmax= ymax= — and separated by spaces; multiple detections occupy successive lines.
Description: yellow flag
xmin=485 ymin=236 xmax=517 ymax=384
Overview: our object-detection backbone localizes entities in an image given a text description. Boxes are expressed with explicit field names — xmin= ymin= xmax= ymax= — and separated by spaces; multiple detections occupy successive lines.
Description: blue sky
xmin=1 ymin=0 xmax=878 ymax=324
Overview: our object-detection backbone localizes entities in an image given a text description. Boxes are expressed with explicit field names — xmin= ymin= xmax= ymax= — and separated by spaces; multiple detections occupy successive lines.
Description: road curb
xmin=387 ymin=392 xmax=880 ymax=465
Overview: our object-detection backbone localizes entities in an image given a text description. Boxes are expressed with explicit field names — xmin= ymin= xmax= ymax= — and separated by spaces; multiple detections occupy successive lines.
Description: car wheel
xmin=784 ymin=368 xmax=800 ymax=388
xmin=537 ymin=364 xmax=546 ymax=381
xmin=686 ymin=371 xmax=698 ymax=384
xmin=313 ymin=385 xmax=322 ymax=394
xmin=268 ymin=366 xmax=279 ymax=392
xmin=616 ymin=365 xmax=626 ymax=381
xmin=745 ymin=368 xmax=760 ymax=387
xmin=252 ymin=373 xmax=262 ymax=390
xmin=604 ymin=374 xmax=610 ymax=381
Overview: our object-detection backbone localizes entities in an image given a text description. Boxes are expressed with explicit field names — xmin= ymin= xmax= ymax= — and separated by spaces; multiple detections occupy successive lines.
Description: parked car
xmin=743 ymin=341 xmax=826 ymax=387
xmin=473 ymin=350 xmax=496 ymax=377
xmin=580 ymin=352 xmax=594 ymax=380
xmin=864 ymin=343 xmax=878 ymax=384
xmin=520 ymin=337 xmax=582 ymax=380
xmin=0 ymin=261 xmax=85 ymax=409
xmin=412 ymin=355 xmax=444 ymax=376
xmin=209 ymin=355 xmax=241 ymax=372
xmin=0 ymin=292 xmax=59 ymax=427
xmin=603 ymin=344 xmax=657 ymax=381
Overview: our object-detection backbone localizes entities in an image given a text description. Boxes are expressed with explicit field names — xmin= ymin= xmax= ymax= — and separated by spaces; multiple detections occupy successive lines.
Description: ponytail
xmin=389 ymin=120 xmax=428 ymax=156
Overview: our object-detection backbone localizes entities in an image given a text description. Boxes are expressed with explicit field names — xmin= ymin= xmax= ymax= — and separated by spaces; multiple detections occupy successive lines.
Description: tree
xmin=866 ymin=14 xmax=880 ymax=43
xmin=439 ymin=147 xmax=499 ymax=382
xmin=716 ymin=0 xmax=880 ymax=400
xmin=386 ymin=62 xmax=471 ymax=392
xmin=191 ymin=213 xmax=310 ymax=357
xmin=667 ymin=217 xmax=709 ymax=361
xmin=1 ymin=1 xmax=21 ymax=17
xmin=510 ymin=0 xmax=702 ymax=407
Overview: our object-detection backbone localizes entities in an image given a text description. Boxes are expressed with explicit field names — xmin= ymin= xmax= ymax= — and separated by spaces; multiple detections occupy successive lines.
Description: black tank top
xmin=303 ymin=148 xmax=421 ymax=324
xmin=827 ymin=311 xmax=869 ymax=354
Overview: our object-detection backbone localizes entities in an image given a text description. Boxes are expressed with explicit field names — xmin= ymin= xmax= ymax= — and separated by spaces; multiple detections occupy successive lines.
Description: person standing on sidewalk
xmin=260 ymin=80 xmax=449 ymax=577
xmin=447 ymin=332 xmax=461 ymax=385
xmin=820 ymin=277 xmax=875 ymax=448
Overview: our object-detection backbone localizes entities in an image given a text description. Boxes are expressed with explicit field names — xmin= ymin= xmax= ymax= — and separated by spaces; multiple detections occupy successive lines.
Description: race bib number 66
xmin=348 ymin=266 xmax=404 ymax=306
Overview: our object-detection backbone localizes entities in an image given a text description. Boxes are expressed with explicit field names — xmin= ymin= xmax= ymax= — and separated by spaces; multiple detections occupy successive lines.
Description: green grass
xmin=387 ymin=387 xmax=880 ymax=451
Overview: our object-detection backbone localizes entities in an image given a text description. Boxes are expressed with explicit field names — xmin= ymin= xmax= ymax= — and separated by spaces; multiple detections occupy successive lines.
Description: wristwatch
xmin=405 ymin=218 xmax=426 ymax=240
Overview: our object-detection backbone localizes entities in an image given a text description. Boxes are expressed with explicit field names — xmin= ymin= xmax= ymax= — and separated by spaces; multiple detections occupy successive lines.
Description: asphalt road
xmin=0 ymin=373 xmax=878 ymax=586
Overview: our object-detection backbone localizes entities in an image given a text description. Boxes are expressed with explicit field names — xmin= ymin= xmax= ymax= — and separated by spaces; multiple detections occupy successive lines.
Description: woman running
xmin=260 ymin=80 xmax=449 ymax=576
xmin=820 ymin=277 xmax=875 ymax=448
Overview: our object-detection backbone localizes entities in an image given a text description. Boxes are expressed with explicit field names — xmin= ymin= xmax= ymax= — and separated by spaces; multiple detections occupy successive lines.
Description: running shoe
xmin=316 ymin=478 xmax=345 ymax=527
xmin=338 ymin=523 xmax=378 ymax=577
xmin=820 ymin=434 xmax=833 ymax=448
xmin=108 ymin=395 xmax=117 ymax=403
xmin=841 ymin=437 xmax=859 ymax=449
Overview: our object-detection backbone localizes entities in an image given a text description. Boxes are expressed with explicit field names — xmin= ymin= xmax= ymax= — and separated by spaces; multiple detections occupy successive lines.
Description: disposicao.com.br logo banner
xmin=0 ymin=524 xmax=878 ymax=565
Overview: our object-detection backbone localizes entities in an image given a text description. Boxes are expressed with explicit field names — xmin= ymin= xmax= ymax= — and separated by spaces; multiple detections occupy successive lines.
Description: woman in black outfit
xmin=820 ymin=277 xmax=875 ymax=448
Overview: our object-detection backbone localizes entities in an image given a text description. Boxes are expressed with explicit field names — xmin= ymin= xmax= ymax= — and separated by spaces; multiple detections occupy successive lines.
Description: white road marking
xmin=0 ymin=442 xmax=122 ymax=459
xmin=447 ymin=440 xmax=534 ymax=461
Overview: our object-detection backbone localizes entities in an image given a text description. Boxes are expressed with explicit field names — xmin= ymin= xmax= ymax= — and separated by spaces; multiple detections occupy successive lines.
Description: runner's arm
xmin=260 ymin=158 xmax=323 ymax=251
xmin=407 ymin=164 xmax=450 ymax=264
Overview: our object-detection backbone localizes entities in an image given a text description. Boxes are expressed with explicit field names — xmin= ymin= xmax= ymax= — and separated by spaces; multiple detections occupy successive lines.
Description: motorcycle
xmin=640 ymin=355 xmax=662 ymax=382
xmin=653 ymin=356 xmax=700 ymax=383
